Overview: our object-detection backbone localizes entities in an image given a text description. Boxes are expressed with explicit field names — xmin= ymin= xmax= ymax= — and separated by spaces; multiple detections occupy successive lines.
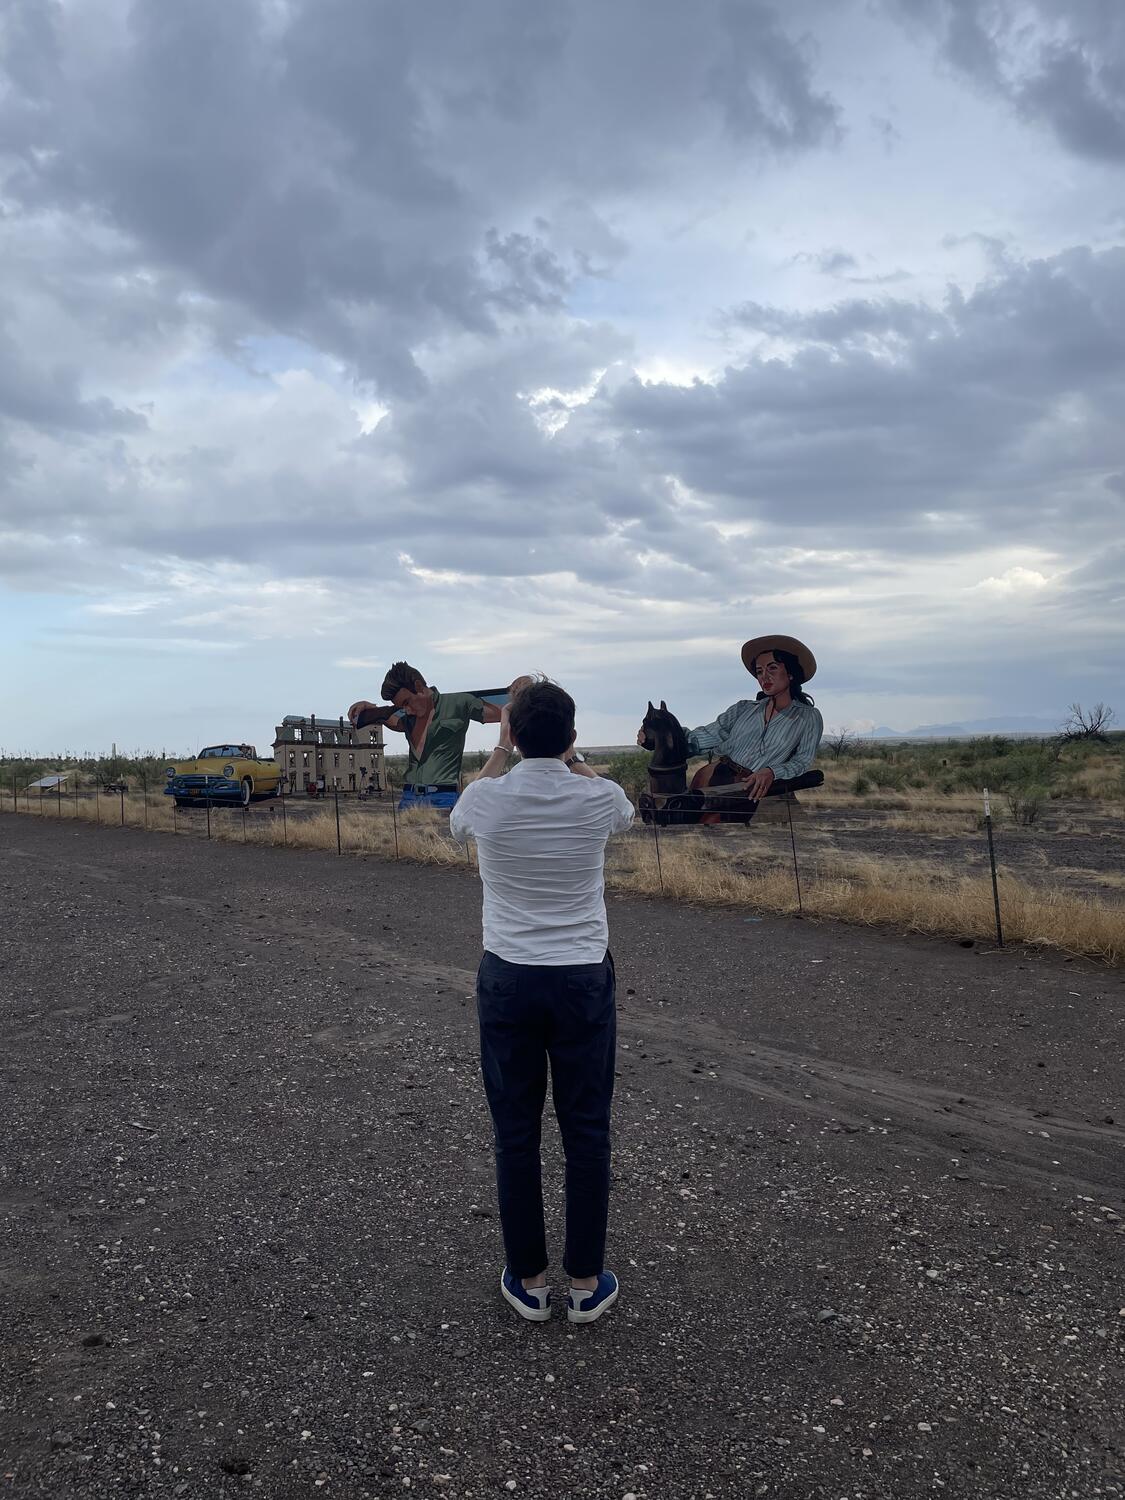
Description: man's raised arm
xmin=348 ymin=701 xmax=407 ymax=733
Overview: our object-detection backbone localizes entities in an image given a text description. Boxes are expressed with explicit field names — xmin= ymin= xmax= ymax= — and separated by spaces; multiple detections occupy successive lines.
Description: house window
xmin=302 ymin=752 xmax=309 ymax=767
xmin=333 ymin=753 xmax=339 ymax=767
xmin=349 ymin=774 xmax=356 ymax=791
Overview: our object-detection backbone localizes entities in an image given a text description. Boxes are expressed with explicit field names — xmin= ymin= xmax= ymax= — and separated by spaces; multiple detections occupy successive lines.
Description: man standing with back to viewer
xmin=450 ymin=681 xmax=634 ymax=1324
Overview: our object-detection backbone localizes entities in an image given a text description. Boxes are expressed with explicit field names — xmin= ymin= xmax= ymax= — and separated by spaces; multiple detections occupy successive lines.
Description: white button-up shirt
xmin=449 ymin=758 xmax=635 ymax=966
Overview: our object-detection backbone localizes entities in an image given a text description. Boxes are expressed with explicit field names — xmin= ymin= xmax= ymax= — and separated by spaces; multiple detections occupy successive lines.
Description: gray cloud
xmin=602 ymin=245 xmax=1125 ymax=546
xmin=2 ymin=0 xmax=1124 ymax=744
xmin=0 ymin=0 xmax=841 ymax=400
xmin=888 ymin=0 xmax=1125 ymax=160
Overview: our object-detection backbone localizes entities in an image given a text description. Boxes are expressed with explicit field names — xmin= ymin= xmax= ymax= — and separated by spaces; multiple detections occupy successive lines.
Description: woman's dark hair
xmin=381 ymin=661 xmax=425 ymax=702
xmin=749 ymin=649 xmax=815 ymax=706
xmin=509 ymin=681 xmax=576 ymax=758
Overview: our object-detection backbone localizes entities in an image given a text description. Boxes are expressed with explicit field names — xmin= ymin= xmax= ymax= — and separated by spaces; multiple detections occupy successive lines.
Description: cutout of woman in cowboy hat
xmin=637 ymin=634 xmax=822 ymax=822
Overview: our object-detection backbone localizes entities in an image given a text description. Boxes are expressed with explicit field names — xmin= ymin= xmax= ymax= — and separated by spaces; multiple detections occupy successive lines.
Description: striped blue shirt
xmin=686 ymin=698 xmax=823 ymax=779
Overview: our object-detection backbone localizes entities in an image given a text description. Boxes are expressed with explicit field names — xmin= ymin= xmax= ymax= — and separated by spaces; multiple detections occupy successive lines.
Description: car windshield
xmin=198 ymin=746 xmax=236 ymax=760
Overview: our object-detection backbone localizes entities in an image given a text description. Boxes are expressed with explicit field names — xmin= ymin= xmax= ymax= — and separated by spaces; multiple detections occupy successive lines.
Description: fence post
xmin=651 ymin=807 xmax=664 ymax=893
xmin=785 ymin=796 xmax=804 ymax=915
xmin=334 ymin=784 xmax=342 ymax=855
xmin=390 ymin=773 xmax=400 ymax=859
xmin=282 ymin=794 xmax=287 ymax=847
xmin=983 ymin=787 xmax=1004 ymax=948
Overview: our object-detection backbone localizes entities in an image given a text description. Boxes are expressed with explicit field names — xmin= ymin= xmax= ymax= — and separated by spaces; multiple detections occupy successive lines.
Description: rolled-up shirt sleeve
xmin=449 ymin=783 xmax=479 ymax=844
xmin=608 ymin=780 xmax=635 ymax=833
xmin=685 ymin=700 xmax=750 ymax=756
xmin=767 ymin=706 xmax=823 ymax=781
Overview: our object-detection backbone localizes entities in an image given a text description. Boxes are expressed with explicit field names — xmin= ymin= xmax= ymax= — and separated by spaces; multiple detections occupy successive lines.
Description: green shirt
xmin=402 ymin=690 xmax=487 ymax=786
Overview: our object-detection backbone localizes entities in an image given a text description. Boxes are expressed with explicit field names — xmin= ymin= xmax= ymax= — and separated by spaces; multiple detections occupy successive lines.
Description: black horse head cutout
xmin=640 ymin=701 xmax=690 ymax=779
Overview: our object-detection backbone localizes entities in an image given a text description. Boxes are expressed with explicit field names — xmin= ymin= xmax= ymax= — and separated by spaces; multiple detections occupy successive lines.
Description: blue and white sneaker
xmin=500 ymin=1267 xmax=551 ymax=1322
xmin=567 ymin=1271 xmax=619 ymax=1324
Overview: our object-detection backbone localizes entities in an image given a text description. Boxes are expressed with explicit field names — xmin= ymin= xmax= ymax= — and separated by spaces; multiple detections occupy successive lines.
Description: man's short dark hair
xmin=509 ymin=681 xmax=576 ymax=758
xmin=381 ymin=661 xmax=424 ymax=702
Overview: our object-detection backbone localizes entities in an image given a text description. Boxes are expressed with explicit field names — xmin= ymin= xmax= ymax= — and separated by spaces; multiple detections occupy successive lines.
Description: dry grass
xmin=5 ymin=794 xmax=1124 ymax=967
xmin=608 ymin=832 xmax=1125 ymax=966
xmin=836 ymin=809 xmax=981 ymax=836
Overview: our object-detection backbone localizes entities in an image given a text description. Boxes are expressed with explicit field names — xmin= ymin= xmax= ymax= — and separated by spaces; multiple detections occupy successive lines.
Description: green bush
xmin=852 ymin=773 xmax=873 ymax=795
xmin=603 ymin=752 xmax=651 ymax=800
xmin=1005 ymin=782 xmax=1048 ymax=826
xmin=871 ymin=764 xmax=907 ymax=791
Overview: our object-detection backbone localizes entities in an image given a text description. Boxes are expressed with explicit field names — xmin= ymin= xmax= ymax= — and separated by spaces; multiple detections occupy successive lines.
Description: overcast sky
xmin=2 ymin=0 xmax=1124 ymax=755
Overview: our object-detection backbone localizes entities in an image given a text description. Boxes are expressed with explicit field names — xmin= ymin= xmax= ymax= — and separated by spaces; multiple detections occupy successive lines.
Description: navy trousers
xmin=476 ymin=949 xmax=616 ymax=1280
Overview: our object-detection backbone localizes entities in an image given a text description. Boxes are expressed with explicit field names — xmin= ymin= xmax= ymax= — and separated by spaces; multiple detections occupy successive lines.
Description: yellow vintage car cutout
xmin=164 ymin=743 xmax=281 ymax=808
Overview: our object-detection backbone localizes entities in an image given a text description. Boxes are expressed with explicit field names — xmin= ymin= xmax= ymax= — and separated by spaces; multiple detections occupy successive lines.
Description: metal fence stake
xmin=282 ymin=795 xmax=287 ymax=846
xmin=119 ymin=786 xmax=125 ymax=827
xmin=983 ymin=787 xmax=1004 ymax=948
xmin=651 ymin=808 xmax=664 ymax=893
xmin=785 ymin=796 xmax=804 ymax=915
xmin=390 ymin=778 xmax=400 ymax=859
xmin=334 ymin=785 xmax=342 ymax=855
xmin=57 ymin=777 xmax=62 ymax=817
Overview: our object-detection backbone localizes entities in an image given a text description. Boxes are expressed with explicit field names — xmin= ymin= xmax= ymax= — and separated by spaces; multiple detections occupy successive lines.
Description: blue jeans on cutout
xmin=476 ymin=949 xmax=616 ymax=1279
xmin=397 ymin=787 xmax=459 ymax=811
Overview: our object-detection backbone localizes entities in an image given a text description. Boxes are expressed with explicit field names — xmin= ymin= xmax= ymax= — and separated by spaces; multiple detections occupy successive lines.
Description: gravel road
xmin=2 ymin=816 xmax=1123 ymax=1499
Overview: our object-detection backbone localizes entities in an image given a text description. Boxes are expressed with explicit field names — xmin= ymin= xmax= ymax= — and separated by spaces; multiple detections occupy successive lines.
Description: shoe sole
xmin=500 ymin=1272 xmax=551 ymax=1322
xmin=567 ymin=1283 xmax=619 ymax=1324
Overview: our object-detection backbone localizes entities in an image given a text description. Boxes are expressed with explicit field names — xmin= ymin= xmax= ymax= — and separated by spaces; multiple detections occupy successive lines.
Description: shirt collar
xmin=511 ymin=756 xmax=570 ymax=774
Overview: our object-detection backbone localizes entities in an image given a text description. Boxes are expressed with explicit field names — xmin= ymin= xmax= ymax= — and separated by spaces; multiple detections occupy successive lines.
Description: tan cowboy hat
xmin=741 ymin=634 xmax=817 ymax=682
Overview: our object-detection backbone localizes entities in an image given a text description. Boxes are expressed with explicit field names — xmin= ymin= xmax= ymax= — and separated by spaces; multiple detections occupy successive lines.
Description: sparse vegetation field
xmin=4 ymin=729 xmax=1123 ymax=966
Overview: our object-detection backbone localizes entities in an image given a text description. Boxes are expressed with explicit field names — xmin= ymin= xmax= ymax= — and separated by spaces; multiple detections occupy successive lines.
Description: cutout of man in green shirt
xmin=349 ymin=664 xmax=531 ymax=810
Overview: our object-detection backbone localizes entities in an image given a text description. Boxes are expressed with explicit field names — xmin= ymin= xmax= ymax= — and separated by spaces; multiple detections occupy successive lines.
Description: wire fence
xmin=5 ymin=765 xmax=1124 ymax=964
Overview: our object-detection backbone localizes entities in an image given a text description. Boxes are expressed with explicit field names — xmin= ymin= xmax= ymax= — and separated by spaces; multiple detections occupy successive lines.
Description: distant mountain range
xmin=869 ymin=715 xmax=1062 ymax=739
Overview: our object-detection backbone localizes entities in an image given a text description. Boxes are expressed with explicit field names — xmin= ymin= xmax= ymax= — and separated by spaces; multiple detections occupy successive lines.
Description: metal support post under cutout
xmin=281 ymin=794 xmax=287 ymax=846
xmin=119 ymin=786 xmax=125 ymax=827
xmin=785 ymin=796 xmax=804 ymax=915
xmin=651 ymin=810 xmax=664 ymax=893
xmin=390 ymin=773 xmax=400 ymax=859
xmin=982 ymin=787 xmax=1004 ymax=948
xmin=334 ymin=784 xmax=342 ymax=855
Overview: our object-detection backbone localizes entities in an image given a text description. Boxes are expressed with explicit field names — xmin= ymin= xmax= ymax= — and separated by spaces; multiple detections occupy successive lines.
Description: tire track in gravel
xmin=11 ymin=832 xmax=1124 ymax=1204
xmin=627 ymin=1007 xmax=1124 ymax=1202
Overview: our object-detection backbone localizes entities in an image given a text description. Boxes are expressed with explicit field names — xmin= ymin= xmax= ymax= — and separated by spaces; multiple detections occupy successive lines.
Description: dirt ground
xmin=1 ymin=816 xmax=1123 ymax=1499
